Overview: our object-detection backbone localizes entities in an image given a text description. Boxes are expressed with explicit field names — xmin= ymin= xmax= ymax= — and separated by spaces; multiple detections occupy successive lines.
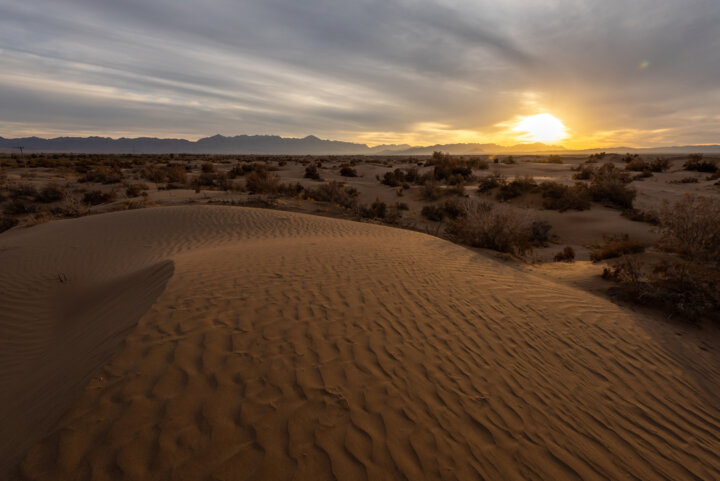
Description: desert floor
xmin=1 ymin=154 xmax=720 ymax=479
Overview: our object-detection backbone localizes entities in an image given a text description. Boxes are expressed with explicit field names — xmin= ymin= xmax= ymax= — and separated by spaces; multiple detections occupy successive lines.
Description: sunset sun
xmin=513 ymin=113 xmax=568 ymax=143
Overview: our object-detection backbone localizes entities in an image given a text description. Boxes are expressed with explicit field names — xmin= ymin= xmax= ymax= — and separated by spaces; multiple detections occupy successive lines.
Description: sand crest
xmin=2 ymin=206 xmax=719 ymax=480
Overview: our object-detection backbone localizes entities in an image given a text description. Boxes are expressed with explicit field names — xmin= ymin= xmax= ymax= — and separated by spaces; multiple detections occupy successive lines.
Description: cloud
xmin=0 ymin=0 xmax=718 ymax=146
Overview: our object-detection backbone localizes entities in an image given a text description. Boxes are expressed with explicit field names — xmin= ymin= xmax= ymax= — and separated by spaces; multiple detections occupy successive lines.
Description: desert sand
xmin=2 ymin=205 xmax=719 ymax=480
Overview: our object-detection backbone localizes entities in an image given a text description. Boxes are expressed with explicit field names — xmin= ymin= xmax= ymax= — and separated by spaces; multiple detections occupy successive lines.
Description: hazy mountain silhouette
xmin=1 ymin=134 xmax=719 ymax=155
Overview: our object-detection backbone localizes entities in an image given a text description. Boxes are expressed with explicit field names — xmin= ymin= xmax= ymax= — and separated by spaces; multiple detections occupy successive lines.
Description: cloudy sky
xmin=1 ymin=0 xmax=719 ymax=147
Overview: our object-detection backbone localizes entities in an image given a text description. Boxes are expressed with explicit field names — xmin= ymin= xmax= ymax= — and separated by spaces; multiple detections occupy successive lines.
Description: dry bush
xmin=4 ymin=199 xmax=37 ymax=215
xmin=539 ymin=182 xmax=591 ymax=211
xmin=604 ymin=257 xmax=720 ymax=323
xmin=125 ymin=183 xmax=148 ymax=197
xmin=589 ymin=234 xmax=646 ymax=262
xmin=669 ymin=177 xmax=699 ymax=184
xmin=657 ymin=195 xmax=720 ymax=264
xmin=421 ymin=181 xmax=442 ymax=201
xmin=82 ymin=190 xmax=117 ymax=206
xmin=358 ymin=199 xmax=387 ymax=219
xmin=0 ymin=215 xmax=19 ymax=233
xmin=201 ymin=161 xmax=216 ymax=173
xmin=35 ymin=183 xmax=66 ymax=203
xmin=624 ymin=157 xmax=668 ymax=173
xmin=245 ymin=170 xmax=281 ymax=194
xmin=50 ymin=196 xmax=89 ymax=218
xmin=587 ymin=152 xmax=606 ymax=163
xmin=683 ymin=154 xmax=717 ymax=173
xmin=340 ymin=165 xmax=358 ymax=177
xmin=496 ymin=176 xmax=537 ymax=201
xmin=79 ymin=166 xmax=123 ymax=184
xmin=554 ymin=246 xmax=576 ymax=262
xmin=421 ymin=204 xmax=445 ymax=221
xmin=305 ymin=181 xmax=358 ymax=208
xmin=426 ymin=151 xmax=483 ymax=182
xmin=304 ymin=164 xmax=321 ymax=180
xmin=476 ymin=173 xmax=505 ymax=193
xmin=572 ymin=164 xmax=595 ymax=180
xmin=589 ymin=163 xmax=635 ymax=209
xmin=445 ymin=200 xmax=537 ymax=256
xmin=621 ymin=208 xmax=659 ymax=225
xmin=9 ymin=183 xmax=37 ymax=200
xmin=531 ymin=220 xmax=552 ymax=245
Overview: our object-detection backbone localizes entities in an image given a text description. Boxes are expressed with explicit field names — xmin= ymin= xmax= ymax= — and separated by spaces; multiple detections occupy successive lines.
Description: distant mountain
xmin=1 ymin=134 xmax=719 ymax=155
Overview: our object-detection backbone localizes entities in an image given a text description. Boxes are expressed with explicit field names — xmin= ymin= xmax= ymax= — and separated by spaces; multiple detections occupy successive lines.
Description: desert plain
xmin=1 ymin=152 xmax=719 ymax=480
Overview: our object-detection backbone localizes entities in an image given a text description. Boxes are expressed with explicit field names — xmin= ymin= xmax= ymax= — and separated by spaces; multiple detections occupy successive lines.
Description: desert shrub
xmin=603 ymin=257 xmax=720 ymax=323
xmin=554 ymin=246 xmax=576 ymax=262
xmin=358 ymin=199 xmax=387 ymax=219
xmin=650 ymin=157 xmax=670 ymax=172
xmin=279 ymin=182 xmax=304 ymax=196
xmin=304 ymin=164 xmax=321 ymax=180
xmin=9 ymin=183 xmax=37 ymax=199
xmin=245 ymin=170 xmax=281 ymax=194
xmin=50 ymin=196 xmax=89 ymax=218
xmin=165 ymin=164 xmax=187 ymax=183
xmin=305 ymin=181 xmax=358 ymax=208
xmin=587 ymin=152 xmax=606 ymax=163
xmin=441 ymin=199 xmax=465 ymax=220
xmin=82 ymin=190 xmax=117 ymax=206
xmin=670 ymin=177 xmax=699 ymax=184
xmin=625 ymin=158 xmax=648 ymax=172
xmin=496 ymin=176 xmax=537 ymax=201
xmin=501 ymin=156 xmax=515 ymax=165
xmin=34 ymin=183 xmax=66 ymax=203
xmin=530 ymin=220 xmax=552 ymax=245
xmin=421 ymin=181 xmax=442 ymax=201
xmin=340 ymin=165 xmax=358 ymax=177
xmin=589 ymin=234 xmax=645 ymax=262
xmin=4 ymin=199 xmax=36 ymax=215
xmin=421 ymin=205 xmax=445 ymax=221
xmin=0 ymin=215 xmax=19 ymax=233
xmin=125 ymin=183 xmax=148 ymax=197
xmin=657 ymin=195 xmax=720 ymax=264
xmin=228 ymin=163 xmax=246 ymax=178
xmin=632 ymin=170 xmax=653 ymax=181
xmin=589 ymin=163 xmax=635 ymax=208
xmin=476 ymin=173 xmax=505 ymax=193
xmin=382 ymin=169 xmax=405 ymax=187
xmin=539 ymin=182 xmax=591 ymax=211
xmin=201 ymin=161 xmax=216 ymax=173
xmin=426 ymin=151 xmax=477 ymax=182
xmin=621 ymin=208 xmax=659 ymax=225
xmin=445 ymin=182 xmax=466 ymax=196
xmin=396 ymin=202 xmax=409 ymax=211
xmin=572 ymin=164 xmax=595 ymax=180
xmin=620 ymin=153 xmax=640 ymax=163
xmin=79 ymin=166 xmax=123 ymax=184
xmin=545 ymin=155 xmax=563 ymax=164
xmin=683 ymin=154 xmax=717 ymax=173
xmin=445 ymin=200 xmax=535 ymax=256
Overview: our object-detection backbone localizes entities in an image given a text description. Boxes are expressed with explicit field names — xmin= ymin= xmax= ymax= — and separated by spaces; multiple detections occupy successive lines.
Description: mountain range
xmin=1 ymin=134 xmax=719 ymax=156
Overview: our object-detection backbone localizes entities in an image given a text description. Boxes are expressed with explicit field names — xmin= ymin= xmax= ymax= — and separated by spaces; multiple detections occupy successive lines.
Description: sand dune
xmin=2 ymin=206 xmax=719 ymax=480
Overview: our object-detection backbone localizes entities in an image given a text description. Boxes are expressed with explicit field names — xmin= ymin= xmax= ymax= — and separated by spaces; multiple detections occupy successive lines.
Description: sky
xmin=1 ymin=0 xmax=719 ymax=148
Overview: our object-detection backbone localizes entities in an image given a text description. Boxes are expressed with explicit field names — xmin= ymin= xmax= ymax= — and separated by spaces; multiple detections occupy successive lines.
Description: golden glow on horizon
xmin=511 ymin=113 xmax=568 ymax=143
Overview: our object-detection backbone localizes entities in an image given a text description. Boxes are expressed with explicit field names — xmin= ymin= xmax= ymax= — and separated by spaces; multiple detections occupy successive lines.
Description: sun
xmin=512 ymin=113 xmax=568 ymax=143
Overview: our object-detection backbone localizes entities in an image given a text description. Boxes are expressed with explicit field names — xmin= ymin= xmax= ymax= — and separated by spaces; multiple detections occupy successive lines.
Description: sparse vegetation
xmin=82 ymin=190 xmax=117 ymax=206
xmin=554 ymin=246 xmax=576 ymax=262
xmin=589 ymin=235 xmax=646 ymax=262
xmin=589 ymin=163 xmax=636 ymax=208
xmin=304 ymin=164 xmax=322 ymax=180
xmin=683 ymin=154 xmax=717 ymax=173
xmin=539 ymin=182 xmax=591 ymax=211
xmin=445 ymin=200 xmax=538 ymax=256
